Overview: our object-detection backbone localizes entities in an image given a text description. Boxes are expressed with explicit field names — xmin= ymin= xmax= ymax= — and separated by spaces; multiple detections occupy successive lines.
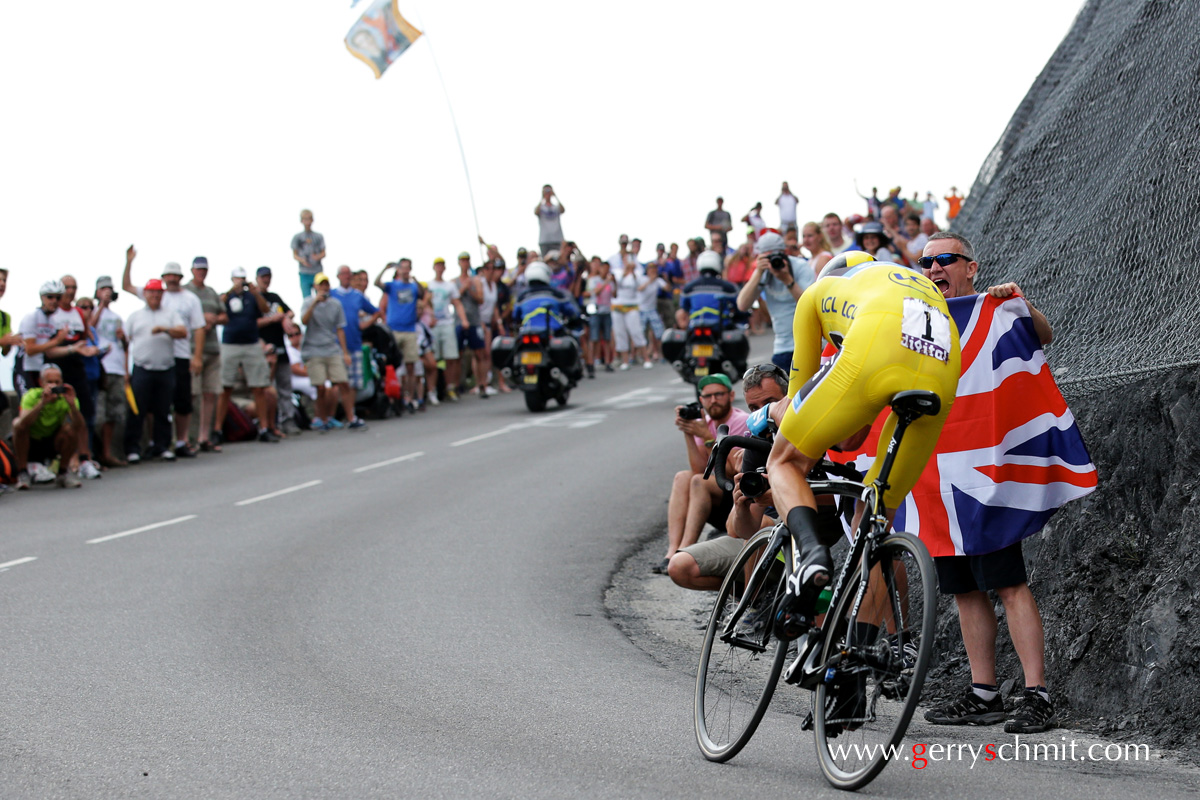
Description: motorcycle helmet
xmin=697 ymin=250 xmax=723 ymax=276
xmin=525 ymin=261 xmax=551 ymax=285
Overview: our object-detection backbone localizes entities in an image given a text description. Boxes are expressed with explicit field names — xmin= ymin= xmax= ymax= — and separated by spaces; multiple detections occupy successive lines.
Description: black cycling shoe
xmin=773 ymin=550 xmax=832 ymax=640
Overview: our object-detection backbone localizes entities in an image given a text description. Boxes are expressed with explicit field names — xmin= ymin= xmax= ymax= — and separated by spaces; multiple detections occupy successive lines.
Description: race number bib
xmin=900 ymin=298 xmax=951 ymax=362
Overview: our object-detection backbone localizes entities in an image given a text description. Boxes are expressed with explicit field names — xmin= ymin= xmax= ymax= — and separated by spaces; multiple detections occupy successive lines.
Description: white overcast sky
xmin=0 ymin=0 xmax=1082 ymax=387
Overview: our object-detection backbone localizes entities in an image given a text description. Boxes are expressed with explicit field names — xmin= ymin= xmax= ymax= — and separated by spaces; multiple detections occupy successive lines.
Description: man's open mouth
xmin=934 ymin=279 xmax=950 ymax=294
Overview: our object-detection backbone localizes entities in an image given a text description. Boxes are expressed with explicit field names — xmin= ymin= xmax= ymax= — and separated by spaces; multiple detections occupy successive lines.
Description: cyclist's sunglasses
xmin=915 ymin=253 xmax=971 ymax=269
xmin=743 ymin=363 xmax=787 ymax=383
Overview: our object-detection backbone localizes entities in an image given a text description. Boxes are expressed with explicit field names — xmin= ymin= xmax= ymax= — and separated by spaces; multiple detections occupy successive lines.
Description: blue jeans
xmin=299 ymin=273 xmax=316 ymax=299
xmin=771 ymin=350 xmax=793 ymax=372
xmin=640 ymin=309 xmax=665 ymax=342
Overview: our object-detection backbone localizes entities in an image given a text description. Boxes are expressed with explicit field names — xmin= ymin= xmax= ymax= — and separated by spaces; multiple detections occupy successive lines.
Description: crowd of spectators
xmin=0 ymin=183 xmax=958 ymax=493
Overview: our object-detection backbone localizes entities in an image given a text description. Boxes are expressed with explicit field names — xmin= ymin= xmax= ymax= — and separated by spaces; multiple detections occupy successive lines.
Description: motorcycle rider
xmin=675 ymin=251 xmax=739 ymax=332
xmin=512 ymin=261 xmax=585 ymax=380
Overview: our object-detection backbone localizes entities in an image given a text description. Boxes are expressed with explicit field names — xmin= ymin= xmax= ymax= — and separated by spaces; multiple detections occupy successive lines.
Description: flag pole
xmin=417 ymin=24 xmax=485 ymax=262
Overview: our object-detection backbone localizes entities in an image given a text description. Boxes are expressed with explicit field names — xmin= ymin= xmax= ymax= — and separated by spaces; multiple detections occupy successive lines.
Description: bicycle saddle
xmin=890 ymin=390 xmax=941 ymax=419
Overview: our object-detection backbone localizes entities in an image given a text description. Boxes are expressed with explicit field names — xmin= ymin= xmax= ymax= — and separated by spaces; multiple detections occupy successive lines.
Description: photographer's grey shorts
xmin=680 ymin=535 xmax=746 ymax=578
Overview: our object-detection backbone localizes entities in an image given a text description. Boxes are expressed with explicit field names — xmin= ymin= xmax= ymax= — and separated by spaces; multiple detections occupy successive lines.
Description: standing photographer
xmin=653 ymin=374 xmax=750 ymax=574
xmin=736 ymin=230 xmax=812 ymax=371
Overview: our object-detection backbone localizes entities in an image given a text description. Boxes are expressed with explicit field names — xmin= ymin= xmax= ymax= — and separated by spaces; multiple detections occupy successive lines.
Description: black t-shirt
xmin=222 ymin=288 xmax=261 ymax=345
xmin=258 ymin=291 xmax=291 ymax=348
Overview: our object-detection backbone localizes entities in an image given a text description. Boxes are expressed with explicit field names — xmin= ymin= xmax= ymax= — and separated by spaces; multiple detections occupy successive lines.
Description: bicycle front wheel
xmin=694 ymin=528 xmax=788 ymax=762
xmin=813 ymin=531 xmax=936 ymax=790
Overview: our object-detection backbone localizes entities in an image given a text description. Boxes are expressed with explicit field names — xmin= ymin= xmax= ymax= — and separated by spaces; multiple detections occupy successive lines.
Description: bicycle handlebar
xmin=701 ymin=425 xmax=865 ymax=494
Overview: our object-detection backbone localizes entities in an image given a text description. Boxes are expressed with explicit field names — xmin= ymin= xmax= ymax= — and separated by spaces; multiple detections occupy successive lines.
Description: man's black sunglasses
xmin=743 ymin=363 xmax=787 ymax=383
xmin=916 ymin=253 xmax=972 ymax=269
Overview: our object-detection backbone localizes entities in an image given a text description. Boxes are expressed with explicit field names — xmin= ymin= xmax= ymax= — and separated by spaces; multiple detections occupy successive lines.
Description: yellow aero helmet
xmin=817 ymin=250 xmax=877 ymax=281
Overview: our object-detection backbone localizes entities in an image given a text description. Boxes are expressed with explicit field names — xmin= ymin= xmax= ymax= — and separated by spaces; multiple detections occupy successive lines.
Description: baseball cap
xmin=256 ymin=266 xmax=272 ymax=277
xmin=697 ymin=374 xmax=733 ymax=392
xmin=162 ymin=262 xmax=184 ymax=276
xmin=754 ymin=230 xmax=786 ymax=255
xmin=95 ymin=275 xmax=114 ymax=291
xmin=144 ymin=278 xmax=164 ymax=291
xmin=544 ymin=249 xmax=561 ymax=262
xmin=458 ymin=251 xmax=471 ymax=260
xmin=433 ymin=257 xmax=445 ymax=265
xmin=192 ymin=256 xmax=208 ymax=269
xmin=231 ymin=267 xmax=247 ymax=279
xmin=313 ymin=272 xmax=331 ymax=285
xmin=516 ymin=247 xmax=528 ymax=256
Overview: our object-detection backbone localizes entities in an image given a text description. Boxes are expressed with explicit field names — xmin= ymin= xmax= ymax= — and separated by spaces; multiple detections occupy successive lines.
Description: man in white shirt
xmin=123 ymin=247 xmax=206 ymax=458
xmin=775 ymin=181 xmax=799 ymax=233
xmin=123 ymin=279 xmax=186 ymax=462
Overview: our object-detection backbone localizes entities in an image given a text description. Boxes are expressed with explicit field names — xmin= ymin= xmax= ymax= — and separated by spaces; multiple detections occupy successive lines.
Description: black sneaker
xmin=650 ymin=557 xmax=670 ymax=574
xmin=1005 ymin=691 xmax=1056 ymax=733
xmin=924 ymin=688 xmax=1006 ymax=725
xmin=586 ymin=364 xmax=596 ymax=379
xmin=174 ymin=445 xmax=197 ymax=459
xmin=258 ymin=430 xmax=280 ymax=444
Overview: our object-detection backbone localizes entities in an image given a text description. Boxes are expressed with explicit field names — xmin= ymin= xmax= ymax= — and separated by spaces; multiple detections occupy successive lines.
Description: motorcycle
xmin=492 ymin=326 xmax=583 ymax=412
xmin=661 ymin=324 xmax=749 ymax=386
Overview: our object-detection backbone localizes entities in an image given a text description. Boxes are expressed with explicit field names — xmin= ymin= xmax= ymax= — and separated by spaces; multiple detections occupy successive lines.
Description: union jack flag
xmin=835 ymin=294 xmax=1098 ymax=557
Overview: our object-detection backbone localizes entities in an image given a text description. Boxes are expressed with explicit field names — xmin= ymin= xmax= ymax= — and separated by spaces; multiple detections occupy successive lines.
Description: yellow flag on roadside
xmin=345 ymin=0 xmax=423 ymax=79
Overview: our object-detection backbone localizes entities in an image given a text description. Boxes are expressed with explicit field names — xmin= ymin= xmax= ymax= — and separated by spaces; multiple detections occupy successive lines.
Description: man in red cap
xmin=123 ymin=278 xmax=186 ymax=462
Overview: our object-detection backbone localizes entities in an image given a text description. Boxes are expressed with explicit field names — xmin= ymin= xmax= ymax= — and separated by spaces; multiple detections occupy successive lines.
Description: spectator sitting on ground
xmin=284 ymin=327 xmax=317 ymax=422
xmin=123 ymin=278 xmax=187 ymax=463
xmin=214 ymin=267 xmax=276 ymax=444
xmin=653 ymin=374 xmax=751 ymax=575
xmin=301 ymin=273 xmax=366 ymax=431
xmin=667 ymin=365 xmax=788 ymax=590
xmin=13 ymin=364 xmax=85 ymax=489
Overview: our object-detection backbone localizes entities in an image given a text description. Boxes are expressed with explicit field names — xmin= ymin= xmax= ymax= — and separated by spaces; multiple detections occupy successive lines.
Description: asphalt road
xmin=2 ymin=364 xmax=1198 ymax=798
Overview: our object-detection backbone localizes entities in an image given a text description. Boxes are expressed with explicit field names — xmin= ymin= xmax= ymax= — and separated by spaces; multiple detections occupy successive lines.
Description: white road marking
xmin=451 ymin=425 xmax=525 ymax=446
xmin=235 ymin=480 xmax=322 ymax=506
xmin=353 ymin=451 xmax=425 ymax=473
xmin=0 ymin=556 xmax=38 ymax=571
xmin=87 ymin=515 xmax=198 ymax=545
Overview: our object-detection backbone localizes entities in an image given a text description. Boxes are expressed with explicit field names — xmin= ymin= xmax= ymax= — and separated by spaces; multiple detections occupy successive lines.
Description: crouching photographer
xmin=667 ymin=365 xmax=788 ymax=590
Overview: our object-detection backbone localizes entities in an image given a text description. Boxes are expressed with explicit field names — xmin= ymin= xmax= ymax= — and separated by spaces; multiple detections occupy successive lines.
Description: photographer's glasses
xmin=915 ymin=253 xmax=971 ymax=269
xmin=742 ymin=363 xmax=787 ymax=384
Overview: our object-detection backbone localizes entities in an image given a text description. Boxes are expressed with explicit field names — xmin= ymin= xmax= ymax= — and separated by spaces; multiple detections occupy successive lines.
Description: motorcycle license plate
xmin=692 ymin=344 xmax=713 ymax=357
xmin=520 ymin=351 xmax=543 ymax=365
xmin=694 ymin=366 xmax=709 ymax=377
xmin=524 ymin=374 xmax=538 ymax=385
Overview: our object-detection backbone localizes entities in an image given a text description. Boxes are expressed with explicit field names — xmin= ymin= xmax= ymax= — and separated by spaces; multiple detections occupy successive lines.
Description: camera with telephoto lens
xmin=768 ymin=252 xmax=789 ymax=272
xmin=740 ymin=469 xmax=770 ymax=499
xmin=678 ymin=401 xmax=703 ymax=420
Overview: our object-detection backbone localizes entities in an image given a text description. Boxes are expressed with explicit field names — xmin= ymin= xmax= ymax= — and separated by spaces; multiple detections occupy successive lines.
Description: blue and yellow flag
xmin=345 ymin=0 xmax=422 ymax=79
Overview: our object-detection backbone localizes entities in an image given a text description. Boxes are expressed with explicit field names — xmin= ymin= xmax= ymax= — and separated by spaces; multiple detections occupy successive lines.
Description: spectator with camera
xmin=667 ymin=365 xmax=789 ymax=590
xmin=12 ymin=364 xmax=86 ymax=489
xmin=214 ymin=267 xmax=275 ymax=444
xmin=653 ymin=374 xmax=751 ymax=574
xmin=736 ymin=231 xmax=812 ymax=371
xmin=301 ymin=272 xmax=366 ymax=431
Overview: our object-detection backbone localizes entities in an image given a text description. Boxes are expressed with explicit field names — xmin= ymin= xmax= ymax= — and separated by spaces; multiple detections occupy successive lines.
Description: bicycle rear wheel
xmin=694 ymin=528 xmax=788 ymax=762
xmin=812 ymin=531 xmax=936 ymax=790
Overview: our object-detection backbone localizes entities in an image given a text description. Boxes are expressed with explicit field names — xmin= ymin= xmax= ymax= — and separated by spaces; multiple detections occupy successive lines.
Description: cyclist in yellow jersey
xmin=766 ymin=255 xmax=961 ymax=635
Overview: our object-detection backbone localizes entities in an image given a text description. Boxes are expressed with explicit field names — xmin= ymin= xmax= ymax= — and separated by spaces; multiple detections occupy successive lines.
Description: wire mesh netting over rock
xmin=952 ymin=0 xmax=1200 ymax=395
